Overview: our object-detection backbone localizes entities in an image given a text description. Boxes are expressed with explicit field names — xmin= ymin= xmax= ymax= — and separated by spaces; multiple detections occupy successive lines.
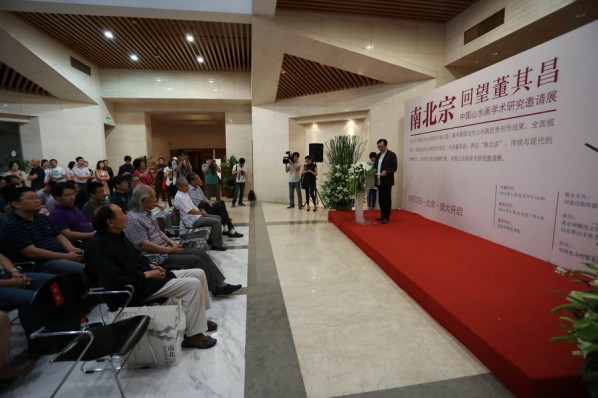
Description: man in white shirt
xmin=186 ymin=173 xmax=242 ymax=238
xmin=231 ymin=157 xmax=247 ymax=207
xmin=72 ymin=156 xmax=93 ymax=193
xmin=46 ymin=159 xmax=67 ymax=183
xmin=174 ymin=178 xmax=226 ymax=251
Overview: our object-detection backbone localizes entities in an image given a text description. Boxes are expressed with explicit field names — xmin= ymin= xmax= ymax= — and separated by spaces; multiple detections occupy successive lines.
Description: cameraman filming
xmin=202 ymin=155 xmax=222 ymax=201
xmin=284 ymin=151 xmax=303 ymax=209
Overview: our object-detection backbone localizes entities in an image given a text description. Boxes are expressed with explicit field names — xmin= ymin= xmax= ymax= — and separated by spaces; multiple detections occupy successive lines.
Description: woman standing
xmin=104 ymin=159 xmax=115 ymax=194
xmin=133 ymin=158 xmax=153 ymax=186
xmin=4 ymin=161 xmax=28 ymax=187
xmin=66 ymin=161 xmax=76 ymax=181
xmin=301 ymin=155 xmax=318 ymax=211
xmin=94 ymin=160 xmax=111 ymax=195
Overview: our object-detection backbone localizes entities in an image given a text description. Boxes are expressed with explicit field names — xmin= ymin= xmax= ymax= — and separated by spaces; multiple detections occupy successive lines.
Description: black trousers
xmin=161 ymin=249 xmax=225 ymax=292
xmin=199 ymin=200 xmax=233 ymax=230
xmin=377 ymin=185 xmax=392 ymax=220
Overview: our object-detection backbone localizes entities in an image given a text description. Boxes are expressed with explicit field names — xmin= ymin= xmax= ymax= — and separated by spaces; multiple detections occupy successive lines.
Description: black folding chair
xmin=165 ymin=207 xmax=211 ymax=250
xmin=30 ymin=273 xmax=151 ymax=398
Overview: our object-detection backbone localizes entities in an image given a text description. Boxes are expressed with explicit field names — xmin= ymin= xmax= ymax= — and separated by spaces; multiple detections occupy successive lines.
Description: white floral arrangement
xmin=347 ymin=161 xmax=376 ymax=194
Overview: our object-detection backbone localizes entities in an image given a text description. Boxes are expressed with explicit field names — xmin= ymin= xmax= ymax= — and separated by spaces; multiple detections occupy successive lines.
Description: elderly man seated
xmin=124 ymin=184 xmax=241 ymax=296
xmin=186 ymin=173 xmax=242 ymax=238
xmin=174 ymin=177 xmax=227 ymax=251
xmin=85 ymin=204 xmax=217 ymax=349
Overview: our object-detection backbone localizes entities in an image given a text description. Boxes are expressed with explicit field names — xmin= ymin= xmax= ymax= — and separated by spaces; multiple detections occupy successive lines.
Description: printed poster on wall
xmin=403 ymin=20 xmax=598 ymax=271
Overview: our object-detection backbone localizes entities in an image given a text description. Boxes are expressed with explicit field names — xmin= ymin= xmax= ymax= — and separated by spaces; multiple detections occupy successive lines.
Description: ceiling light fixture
xmin=208 ymin=79 xmax=214 ymax=83
xmin=186 ymin=34 xmax=194 ymax=42
xmin=130 ymin=54 xmax=139 ymax=61
xmin=104 ymin=30 xmax=114 ymax=39
xmin=491 ymin=52 xmax=499 ymax=56
xmin=197 ymin=56 xmax=205 ymax=63
xmin=576 ymin=12 xmax=586 ymax=18
xmin=366 ymin=45 xmax=374 ymax=50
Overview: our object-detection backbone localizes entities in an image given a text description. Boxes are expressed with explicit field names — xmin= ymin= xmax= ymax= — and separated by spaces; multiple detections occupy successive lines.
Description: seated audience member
xmin=174 ymin=178 xmax=226 ymax=251
xmin=110 ymin=175 xmax=130 ymax=213
xmin=82 ymin=181 xmax=107 ymax=221
xmin=125 ymin=185 xmax=241 ymax=296
xmin=36 ymin=180 xmax=56 ymax=206
xmin=49 ymin=183 xmax=96 ymax=245
xmin=0 ymin=187 xmax=85 ymax=277
xmin=86 ymin=204 xmax=217 ymax=349
xmin=0 ymin=251 xmax=57 ymax=355
xmin=187 ymin=173 xmax=243 ymax=238
xmin=63 ymin=180 xmax=88 ymax=209
xmin=0 ymin=312 xmax=35 ymax=380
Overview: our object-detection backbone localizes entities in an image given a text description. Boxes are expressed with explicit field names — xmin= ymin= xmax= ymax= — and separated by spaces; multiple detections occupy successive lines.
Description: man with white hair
xmin=125 ymin=184 xmax=241 ymax=296
xmin=174 ymin=177 xmax=227 ymax=251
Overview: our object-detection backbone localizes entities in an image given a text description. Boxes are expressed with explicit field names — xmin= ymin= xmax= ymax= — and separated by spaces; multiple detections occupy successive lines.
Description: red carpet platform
xmin=329 ymin=209 xmax=587 ymax=398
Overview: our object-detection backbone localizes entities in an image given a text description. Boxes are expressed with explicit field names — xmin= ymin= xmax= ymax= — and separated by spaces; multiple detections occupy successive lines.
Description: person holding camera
xmin=174 ymin=149 xmax=193 ymax=180
xmin=231 ymin=158 xmax=247 ymax=207
xmin=284 ymin=152 xmax=303 ymax=209
xmin=202 ymin=155 xmax=221 ymax=201
xmin=301 ymin=155 xmax=318 ymax=211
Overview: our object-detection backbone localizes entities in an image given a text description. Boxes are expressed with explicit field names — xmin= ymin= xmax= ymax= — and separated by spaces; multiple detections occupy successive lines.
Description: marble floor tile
xmin=3 ymin=295 xmax=247 ymax=398
xmin=209 ymin=247 xmax=248 ymax=287
xmin=270 ymin=217 xmax=489 ymax=398
xmin=222 ymin=226 xmax=249 ymax=248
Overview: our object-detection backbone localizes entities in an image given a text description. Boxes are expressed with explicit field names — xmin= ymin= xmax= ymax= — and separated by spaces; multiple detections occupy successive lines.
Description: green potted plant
xmin=552 ymin=245 xmax=598 ymax=397
xmin=221 ymin=155 xmax=238 ymax=198
xmin=321 ymin=135 xmax=367 ymax=210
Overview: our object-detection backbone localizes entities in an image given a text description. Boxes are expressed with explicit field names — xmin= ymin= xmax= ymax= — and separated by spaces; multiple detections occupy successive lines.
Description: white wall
xmin=445 ymin=0 xmax=576 ymax=65
xmin=253 ymin=80 xmax=437 ymax=205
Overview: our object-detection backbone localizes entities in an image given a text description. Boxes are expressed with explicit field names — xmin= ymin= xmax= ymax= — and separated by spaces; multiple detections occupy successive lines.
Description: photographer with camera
xmin=174 ymin=149 xmax=193 ymax=180
xmin=231 ymin=157 xmax=247 ymax=207
xmin=202 ymin=155 xmax=222 ymax=201
xmin=283 ymin=151 xmax=303 ymax=209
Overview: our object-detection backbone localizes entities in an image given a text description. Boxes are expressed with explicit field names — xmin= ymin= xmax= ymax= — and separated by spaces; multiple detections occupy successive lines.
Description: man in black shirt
xmin=109 ymin=176 xmax=130 ymax=213
xmin=117 ymin=155 xmax=134 ymax=182
xmin=27 ymin=158 xmax=46 ymax=191
xmin=85 ymin=204 xmax=217 ymax=349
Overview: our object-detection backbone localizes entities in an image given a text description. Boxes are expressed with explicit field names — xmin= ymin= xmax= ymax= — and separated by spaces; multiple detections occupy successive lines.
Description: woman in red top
xmin=133 ymin=158 xmax=153 ymax=186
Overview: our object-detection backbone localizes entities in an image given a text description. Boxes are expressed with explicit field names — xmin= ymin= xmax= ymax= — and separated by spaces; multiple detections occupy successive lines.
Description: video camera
xmin=282 ymin=151 xmax=291 ymax=164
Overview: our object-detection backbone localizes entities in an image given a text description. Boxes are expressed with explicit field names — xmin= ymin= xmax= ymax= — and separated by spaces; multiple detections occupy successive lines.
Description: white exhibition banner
xmin=403 ymin=20 xmax=598 ymax=271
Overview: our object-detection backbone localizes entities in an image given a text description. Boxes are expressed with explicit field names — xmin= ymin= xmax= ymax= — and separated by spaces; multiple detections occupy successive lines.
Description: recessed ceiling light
xmin=156 ymin=78 xmax=162 ymax=82
xmin=130 ymin=54 xmax=139 ymax=61
xmin=186 ymin=34 xmax=194 ymax=42
xmin=208 ymin=79 xmax=214 ymax=83
xmin=167 ymin=87 xmax=173 ymax=91
xmin=366 ymin=45 xmax=374 ymax=50
xmin=197 ymin=56 xmax=205 ymax=63
xmin=491 ymin=52 xmax=499 ymax=56
xmin=104 ymin=30 xmax=114 ymax=39
xmin=576 ymin=12 xmax=587 ymax=18
xmin=214 ymin=89 xmax=219 ymax=92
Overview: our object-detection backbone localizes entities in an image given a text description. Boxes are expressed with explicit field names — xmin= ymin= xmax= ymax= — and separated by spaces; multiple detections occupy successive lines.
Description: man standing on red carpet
xmin=374 ymin=138 xmax=397 ymax=224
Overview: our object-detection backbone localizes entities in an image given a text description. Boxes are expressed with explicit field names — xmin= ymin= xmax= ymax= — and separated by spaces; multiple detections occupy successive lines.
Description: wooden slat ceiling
xmin=0 ymin=61 xmax=52 ymax=97
xmin=276 ymin=0 xmax=480 ymax=22
xmin=16 ymin=13 xmax=251 ymax=72
xmin=277 ymin=54 xmax=384 ymax=101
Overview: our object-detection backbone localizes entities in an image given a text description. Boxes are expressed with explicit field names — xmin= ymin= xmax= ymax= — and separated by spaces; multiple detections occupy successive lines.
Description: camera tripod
xmin=302 ymin=187 xmax=325 ymax=209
